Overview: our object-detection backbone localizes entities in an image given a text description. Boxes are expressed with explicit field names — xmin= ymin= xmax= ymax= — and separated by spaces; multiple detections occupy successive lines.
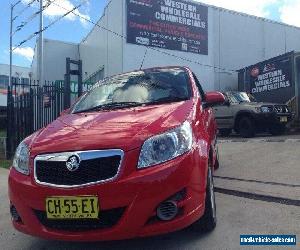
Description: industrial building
xmin=0 ymin=64 xmax=31 ymax=107
xmin=30 ymin=0 xmax=300 ymax=94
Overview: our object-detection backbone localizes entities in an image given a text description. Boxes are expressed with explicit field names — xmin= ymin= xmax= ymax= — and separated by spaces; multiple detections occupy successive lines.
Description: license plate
xmin=46 ymin=196 xmax=99 ymax=219
xmin=280 ymin=117 xmax=288 ymax=123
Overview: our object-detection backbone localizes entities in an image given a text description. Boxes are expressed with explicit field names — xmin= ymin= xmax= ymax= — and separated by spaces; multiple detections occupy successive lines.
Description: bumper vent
xmin=10 ymin=205 xmax=22 ymax=223
xmin=157 ymin=201 xmax=178 ymax=221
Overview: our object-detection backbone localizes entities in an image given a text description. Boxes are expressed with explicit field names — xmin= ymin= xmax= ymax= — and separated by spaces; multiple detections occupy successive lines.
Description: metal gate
xmin=6 ymin=80 xmax=93 ymax=159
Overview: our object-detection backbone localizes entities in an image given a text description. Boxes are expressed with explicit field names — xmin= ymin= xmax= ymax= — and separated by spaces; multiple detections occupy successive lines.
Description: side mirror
xmin=60 ymin=108 xmax=70 ymax=116
xmin=204 ymin=92 xmax=225 ymax=108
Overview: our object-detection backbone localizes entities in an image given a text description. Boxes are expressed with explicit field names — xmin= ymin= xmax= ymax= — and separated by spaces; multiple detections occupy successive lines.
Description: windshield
xmin=227 ymin=92 xmax=256 ymax=103
xmin=72 ymin=68 xmax=192 ymax=113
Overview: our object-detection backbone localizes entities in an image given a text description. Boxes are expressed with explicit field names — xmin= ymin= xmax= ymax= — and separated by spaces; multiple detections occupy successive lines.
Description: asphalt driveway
xmin=1 ymin=136 xmax=299 ymax=250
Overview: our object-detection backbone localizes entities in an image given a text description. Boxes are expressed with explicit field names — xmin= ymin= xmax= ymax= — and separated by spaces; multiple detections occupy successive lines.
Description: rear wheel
xmin=238 ymin=117 xmax=255 ymax=138
xmin=191 ymin=166 xmax=217 ymax=232
xmin=269 ymin=124 xmax=286 ymax=136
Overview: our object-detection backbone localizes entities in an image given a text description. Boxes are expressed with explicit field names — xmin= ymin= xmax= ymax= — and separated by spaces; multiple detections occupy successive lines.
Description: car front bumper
xmin=253 ymin=112 xmax=293 ymax=128
xmin=8 ymin=148 xmax=207 ymax=241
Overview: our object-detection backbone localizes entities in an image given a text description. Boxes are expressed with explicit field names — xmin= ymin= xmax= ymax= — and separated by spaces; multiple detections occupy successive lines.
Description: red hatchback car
xmin=8 ymin=66 xmax=225 ymax=241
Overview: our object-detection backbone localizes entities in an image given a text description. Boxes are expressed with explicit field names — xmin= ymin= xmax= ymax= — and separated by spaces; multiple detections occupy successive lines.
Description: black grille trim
xmin=34 ymin=150 xmax=124 ymax=188
xmin=274 ymin=105 xmax=289 ymax=114
xmin=34 ymin=207 xmax=125 ymax=231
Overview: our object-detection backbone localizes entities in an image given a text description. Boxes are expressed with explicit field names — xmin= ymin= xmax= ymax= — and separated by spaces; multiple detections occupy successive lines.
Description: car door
xmin=213 ymin=94 xmax=234 ymax=129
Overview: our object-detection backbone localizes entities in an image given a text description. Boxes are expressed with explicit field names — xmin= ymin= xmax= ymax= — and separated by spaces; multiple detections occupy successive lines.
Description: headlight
xmin=13 ymin=141 xmax=30 ymax=175
xmin=256 ymin=106 xmax=271 ymax=113
xmin=261 ymin=106 xmax=271 ymax=113
xmin=137 ymin=121 xmax=193 ymax=169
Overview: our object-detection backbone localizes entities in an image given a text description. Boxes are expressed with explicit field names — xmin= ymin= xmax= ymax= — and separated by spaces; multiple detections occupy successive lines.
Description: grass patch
xmin=0 ymin=130 xmax=6 ymax=138
xmin=0 ymin=160 xmax=11 ymax=169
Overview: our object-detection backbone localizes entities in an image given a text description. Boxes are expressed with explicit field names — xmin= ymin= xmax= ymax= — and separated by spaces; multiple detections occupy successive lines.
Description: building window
xmin=12 ymin=77 xmax=19 ymax=85
xmin=21 ymin=78 xmax=29 ymax=85
xmin=0 ymin=75 xmax=9 ymax=88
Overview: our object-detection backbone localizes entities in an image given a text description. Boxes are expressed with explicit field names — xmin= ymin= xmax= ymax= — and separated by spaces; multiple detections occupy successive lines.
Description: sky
xmin=1 ymin=0 xmax=300 ymax=68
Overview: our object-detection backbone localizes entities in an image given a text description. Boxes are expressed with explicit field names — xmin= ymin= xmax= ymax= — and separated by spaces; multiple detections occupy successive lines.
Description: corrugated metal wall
xmin=78 ymin=0 xmax=300 ymax=92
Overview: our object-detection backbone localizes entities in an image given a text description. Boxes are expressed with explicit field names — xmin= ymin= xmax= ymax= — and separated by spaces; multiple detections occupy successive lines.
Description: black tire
xmin=219 ymin=129 xmax=231 ymax=137
xmin=191 ymin=166 xmax=217 ymax=232
xmin=269 ymin=124 xmax=286 ymax=136
xmin=238 ymin=116 xmax=255 ymax=138
xmin=214 ymin=146 xmax=220 ymax=170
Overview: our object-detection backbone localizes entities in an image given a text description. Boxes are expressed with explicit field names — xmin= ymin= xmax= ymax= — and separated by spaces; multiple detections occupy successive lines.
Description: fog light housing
xmin=10 ymin=205 xmax=22 ymax=222
xmin=157 ymin=200 xmax=178 ymax=221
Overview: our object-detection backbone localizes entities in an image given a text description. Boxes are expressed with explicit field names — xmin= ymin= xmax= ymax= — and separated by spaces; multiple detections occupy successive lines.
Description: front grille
xmin=34 ymin=207 xmax=125 ymax=231
xmin=274 ymin=105 xmax=289 ymax=114
xmin=34 ymin=150 xmax=123 ymax=187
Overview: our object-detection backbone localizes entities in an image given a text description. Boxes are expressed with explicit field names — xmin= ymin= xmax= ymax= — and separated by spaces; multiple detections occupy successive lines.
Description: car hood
xmin=29 ymin=101 xmax=193 ymax=155
xmin=240 ymin=102 xmax=282 ymax=107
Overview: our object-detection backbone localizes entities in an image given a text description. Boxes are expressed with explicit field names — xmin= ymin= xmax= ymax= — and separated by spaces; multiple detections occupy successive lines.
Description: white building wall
xmin=78 ymin=0 xmax=300 ymax=92
xmin=0 ymin=64 xmax=31 ymax=107
xmin=0 ymin=64 xmax=31 ymax=79
xmin=263 ymin=22 xmax=286 ymax=58
xmin=214 ymin=8 xmax=300 ymax=91
xmin=286 ymin=26 xmax=300 ymax=52
xmin=43 ymin=39 xmax=79 ymax=82
xmin=31 ymin=44 xmax=38 ymax=82
xmin=79 ymin=0 xmax=123 ymax=80
xmin=31 ymin=39 xmax=79 ymax=83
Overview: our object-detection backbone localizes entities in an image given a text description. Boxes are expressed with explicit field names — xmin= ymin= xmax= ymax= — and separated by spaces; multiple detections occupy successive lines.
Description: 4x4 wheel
xmin=191 ymin=166 xmax=217 ymax=232
xmin=238 ymin=116 xmax=255 ymax=138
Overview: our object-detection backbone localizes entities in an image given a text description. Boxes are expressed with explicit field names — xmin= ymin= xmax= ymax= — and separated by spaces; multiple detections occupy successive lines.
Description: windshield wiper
xmin=74 ymin=97 xmax=188 ymax=113
xmin=146 ymin=96 xmax=188 ymax=105
xmin=74 ymin=102 xmax=143 ymax=113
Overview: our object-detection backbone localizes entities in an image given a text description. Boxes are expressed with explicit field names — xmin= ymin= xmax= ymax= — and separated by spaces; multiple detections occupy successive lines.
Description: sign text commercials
xmin=127 ymin=0 xmax=208 ymax=55
xmin=248 ymin=58 xmax=294 ymax=103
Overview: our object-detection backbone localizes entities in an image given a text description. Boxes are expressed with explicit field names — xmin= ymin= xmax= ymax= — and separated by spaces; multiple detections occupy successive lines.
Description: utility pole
xmin=9 ymin=4 xmax=13 ymax=88
xmin=38 ymin=0 xmax=44 ymax=86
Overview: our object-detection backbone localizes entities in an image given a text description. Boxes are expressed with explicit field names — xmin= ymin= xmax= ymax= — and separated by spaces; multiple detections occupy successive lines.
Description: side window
xmin=227 ymin=93 xmax=238 ymax=104
xmin=0 ymin=75 xmax=9 ymax=88
xmin=192 ymin=73 xmax=206 ymax=101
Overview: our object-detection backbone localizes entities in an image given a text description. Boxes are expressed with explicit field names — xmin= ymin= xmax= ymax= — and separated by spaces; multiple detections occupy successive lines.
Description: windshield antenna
xmin=139 ymin=46 xmax=148 ymax=70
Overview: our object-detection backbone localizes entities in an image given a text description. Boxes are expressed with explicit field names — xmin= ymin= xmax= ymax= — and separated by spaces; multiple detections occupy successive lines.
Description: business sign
xmin=127 ymin=0 xmax=208 ymax=55
xmin=248 ymin=57 xmax=294 ymax=103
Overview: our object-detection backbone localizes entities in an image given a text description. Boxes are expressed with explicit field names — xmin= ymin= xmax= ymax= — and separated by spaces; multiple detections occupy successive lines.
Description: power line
xmin=51 ymin=1 xmax=236 ymax=73
xmin=13 ymin=0 xmax=56 ymax=35
xmin=139 ymin=46 xmax=148 ymax=70
xmin=13 ymin=0 xmax=37 ymax=21
xmin=12 ymin=0 xmax=22 ymax=8
xmin=12 ymin=1 xmax=84 ymax=50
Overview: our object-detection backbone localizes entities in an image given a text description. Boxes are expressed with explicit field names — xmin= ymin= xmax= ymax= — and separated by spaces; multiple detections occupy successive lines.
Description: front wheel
xmin=191 ymin=166 xmax=217 ymax=232
xmin=238 ymin=117 xmax=255 ymax=138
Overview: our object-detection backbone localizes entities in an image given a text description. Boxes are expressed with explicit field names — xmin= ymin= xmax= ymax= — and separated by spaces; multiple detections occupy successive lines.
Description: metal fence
xmin=6 ymin=80 xmax=94 ymax=158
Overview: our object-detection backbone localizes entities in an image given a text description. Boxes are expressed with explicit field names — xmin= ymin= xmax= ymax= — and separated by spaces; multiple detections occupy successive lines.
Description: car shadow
xmin=218 ymin=132 xmax=300 ymax=141
xmin=27 ymin=228 xmax=210 ymax=250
